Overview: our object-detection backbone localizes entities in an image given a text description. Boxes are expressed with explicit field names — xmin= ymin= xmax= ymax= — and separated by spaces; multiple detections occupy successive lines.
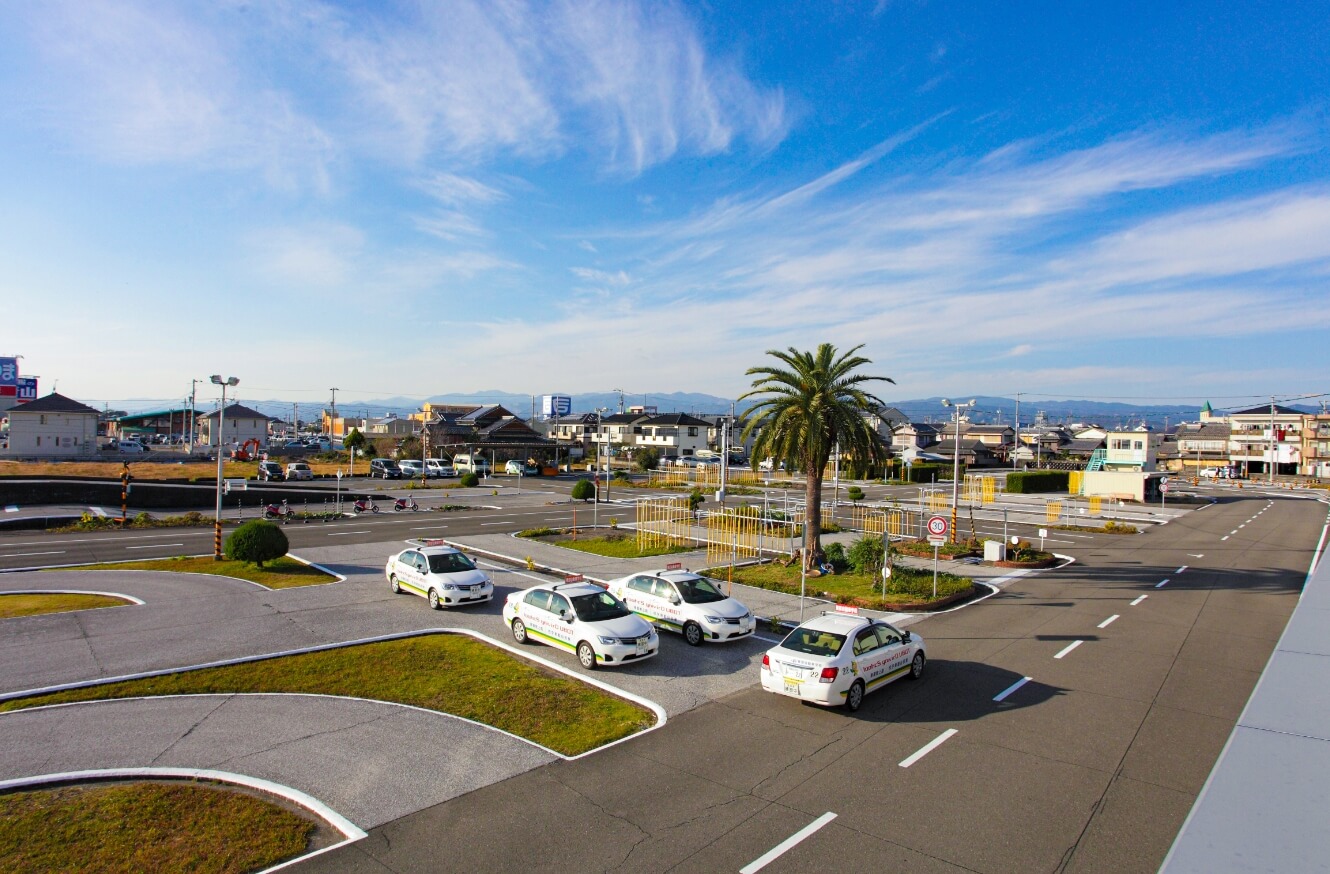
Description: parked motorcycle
xmin=352 ymin=496 xmax=379 ymax=514
xmin=393 ymin=495 xmax=420 ymax=512
xmin=263 ymin=500 xmax=295 ymax=521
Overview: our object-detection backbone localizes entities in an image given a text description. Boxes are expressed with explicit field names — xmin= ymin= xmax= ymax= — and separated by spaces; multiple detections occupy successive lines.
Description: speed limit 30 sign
xmin=926 ymin=515 xmax=950 ymax=538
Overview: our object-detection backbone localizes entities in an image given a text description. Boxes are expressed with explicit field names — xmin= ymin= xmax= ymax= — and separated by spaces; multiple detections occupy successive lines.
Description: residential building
xmin=1103 ymin=427 xmax=1158 ymax=472
xmin=365 ymin=414 xmax=416 ymax=437
xmin=1301 ymin=414 xmax=1330 ymax=479
xmin=198 ymin=403 xmax=270 ymax=449
xmin=1169 ymin=422 xmax=1232 ymax=474
xmin=1226 ymin=404 xmax=1304 ymax=477
xmin=634 ymin=413 xmax=711 ymax=459
xmin=2 ymin=392 xmax=100 ymax=457
xmin=890 ymin=422 xmax=939 ymax=455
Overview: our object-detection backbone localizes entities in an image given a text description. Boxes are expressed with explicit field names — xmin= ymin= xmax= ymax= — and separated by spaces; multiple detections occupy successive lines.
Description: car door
xmin=874 ymin=624 xmax=913 ymax=679
xmin=520 ymin=589 xmax=560 ymax=647
xmin=620 ymin=576 xmax=660 ymax=621
xmin=650 ymin=579 xmax=685 ymax=630
xmin=850 ymin=625 xmax=889 ymax=690
xmin=544 ymin=592 xmax=576 ymax=649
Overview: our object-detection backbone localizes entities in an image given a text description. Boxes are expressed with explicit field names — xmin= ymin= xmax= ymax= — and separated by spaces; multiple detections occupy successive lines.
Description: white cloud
xmin=570 ymin=267 xmax=632 ymax=286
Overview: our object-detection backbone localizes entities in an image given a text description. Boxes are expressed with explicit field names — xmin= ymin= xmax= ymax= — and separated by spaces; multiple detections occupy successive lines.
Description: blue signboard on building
xmin=16 ymin=377 xmax=37 ymax=402
xmin=0 ymin=357 xmax=16 ymax=387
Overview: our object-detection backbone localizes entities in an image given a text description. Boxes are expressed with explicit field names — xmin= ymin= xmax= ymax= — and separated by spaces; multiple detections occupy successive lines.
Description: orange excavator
xmin=230 ymin=439 xmax=263 ymax=461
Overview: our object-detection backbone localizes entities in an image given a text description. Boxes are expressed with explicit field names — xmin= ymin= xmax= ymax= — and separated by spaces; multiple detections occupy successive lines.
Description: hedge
xmin=904 ymin=462 xmax=963 ymax=483
xmin=1005 ymin=470 xmax=1070 ymax=493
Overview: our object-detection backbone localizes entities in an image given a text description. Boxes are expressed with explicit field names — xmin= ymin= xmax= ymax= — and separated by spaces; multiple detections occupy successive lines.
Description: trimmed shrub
xmin=571 ymin=479 xmax=596 ymax=501
xmin=459 ymin=472 xmax=480 ymax=487
xmin=822 ymin=542 xmax=848 ymax=572
xmin=224 ymin=520 xmax=289 ymax=568
xmin=687 ymin=487 xmax=704 ymax=514
xmin=1005 ymin=471 xmax=1070 ymax=493
xmin=846 ymin=486 xmax=865 ymax=503
xmin=904 ymin=462 xmax=960 ymax=483
xmin=847 ymin=536 xmax=886 ymax=575
xmin=635 ymin=448 xmax=660 ymax=473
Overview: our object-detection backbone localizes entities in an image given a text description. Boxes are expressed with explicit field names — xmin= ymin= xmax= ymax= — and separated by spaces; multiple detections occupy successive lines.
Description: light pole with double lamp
xmin=211 ymin=375 xmax=238 ymax=560
xmin=941 ymin=398 xmax=976 ymax=544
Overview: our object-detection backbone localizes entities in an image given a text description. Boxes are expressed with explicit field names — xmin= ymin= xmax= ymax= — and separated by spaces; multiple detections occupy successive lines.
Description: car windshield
xmin=674 ymin=576 xmax=726 ymax=604
xmin=780 ymin=627 xmax=848 ymax=657
xmin=426 ymin=552 xmax=477 ymax=574
xmin=570 ymin=591 xmax=632 ymax=622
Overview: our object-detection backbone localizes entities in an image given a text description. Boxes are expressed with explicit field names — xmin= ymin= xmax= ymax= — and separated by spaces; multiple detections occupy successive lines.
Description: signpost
xmin=926 ymin=515 xmax=949 ymax=597
xmin=1160 ymin=479 xmax=1170 ymax=508
xmin=1038 ymin=527 xmax=1048 ymax=552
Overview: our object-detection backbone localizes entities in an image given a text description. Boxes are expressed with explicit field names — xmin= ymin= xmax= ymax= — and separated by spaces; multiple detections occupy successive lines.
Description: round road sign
xmin=926 ymin=515 xmax=949 ymax=537
xmin=1160 ymin=481 xmax=1171 ymax=493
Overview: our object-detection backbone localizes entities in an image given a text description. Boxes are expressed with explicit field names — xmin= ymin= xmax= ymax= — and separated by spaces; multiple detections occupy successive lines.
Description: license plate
xmin=783 ymin=679 xmax=800 ymax=695
xmin=635 ymin=638 xmax=649 ymax=655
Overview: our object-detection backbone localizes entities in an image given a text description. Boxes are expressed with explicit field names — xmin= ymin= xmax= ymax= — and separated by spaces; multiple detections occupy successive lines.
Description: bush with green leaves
xmin=224 ymin=520 xmax=289 ymax=568
xmin=571 ymin=479 xmax=596 ymax=501
xmin=847 ymin=536 xmax=886 ymax=575
xmin=846 ymin=486 xmax=864 ymax=503
xmin=459 ymin=472 xmax=480 ymax=487
xmin=822 ymin=542 xmax=848 ymax=572
xmin=1005 ymin=471 xmax=1070 ymax=493
xmin=687 ymin=487 xmax=704 ymax=514
xmin=635 ymin=448 xmax=660 ymax=472
xmin=342 ymin=428 xmax=366 ymax=454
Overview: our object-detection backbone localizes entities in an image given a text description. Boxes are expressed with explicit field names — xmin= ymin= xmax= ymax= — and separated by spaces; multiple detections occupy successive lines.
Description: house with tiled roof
xmin=636 ymin=413 xmax=711 ymax=459
xmin=2 ymin=392 xmax=100 ymax=456
xmin=198 ymin=403 xmax=269 ymax=449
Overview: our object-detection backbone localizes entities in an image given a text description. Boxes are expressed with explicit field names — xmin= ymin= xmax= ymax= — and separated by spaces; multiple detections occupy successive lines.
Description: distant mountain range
xmin=241 ymin=390 xmax=1318 ymax=431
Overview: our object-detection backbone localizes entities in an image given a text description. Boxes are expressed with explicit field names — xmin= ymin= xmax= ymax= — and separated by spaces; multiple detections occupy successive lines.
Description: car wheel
xmin=683 ymin=621 xmax=704 ymax=646
xmin=577 ymin=641 xmax=597 ymax=669
xmin=511 ymin=618 xmax=529 ymax=644
xmin=909 ymin=651 xmax=926 ymax=680
xmin=428 ymin=588 xmax=441 ymax=610
xmin=389 ymin=574 xmax=401 ymax=594
xmin=845 ymin=679 xmax=865 ymax=712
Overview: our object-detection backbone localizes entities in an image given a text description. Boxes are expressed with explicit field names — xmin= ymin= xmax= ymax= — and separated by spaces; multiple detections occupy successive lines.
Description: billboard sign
xmin=0 ymin=357 xmax=16 ymax=388
xmin=541 ymin=394 xmax=572 ymax=419
xmin=15 ymin=377 xmax=37 ymax=403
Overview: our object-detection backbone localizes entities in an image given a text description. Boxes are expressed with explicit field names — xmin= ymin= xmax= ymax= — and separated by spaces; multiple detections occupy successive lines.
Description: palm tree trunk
xmin=804 ymin=466 xmax=822 ymax=570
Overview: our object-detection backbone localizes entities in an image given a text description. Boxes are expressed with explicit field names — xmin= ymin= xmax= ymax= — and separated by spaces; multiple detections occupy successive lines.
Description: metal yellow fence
xmin=961 ymin=475 xmax=998 ymax=505
xmin=635 ymin=496 xmax=696 ymax=551
xmin=848 ymin=505 xmax=910 ymax=539
xmin=1088 ymin=495 xmax=1101 ymax=515
xmin=1045 ymin=500 xmax=1063 ymax=523
xmin=704 ymin=509 xmax=767 ymax=566
xmin=1068 ymin=471 xmax=1083 ymax=494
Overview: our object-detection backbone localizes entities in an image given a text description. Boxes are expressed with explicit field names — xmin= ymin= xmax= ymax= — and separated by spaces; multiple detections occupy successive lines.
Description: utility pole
xmin=292 ymin=402 xmax=298 ymax=440
xmin=329 ymin=388 xmax=339 ymax=437
xmin=1013 ymin=392 xmax=1022 ymax=470
xmin=189 ymin=379 xmax=201 ymax=452
xmin=1269 ymin=396 xmax=1277 ymax=484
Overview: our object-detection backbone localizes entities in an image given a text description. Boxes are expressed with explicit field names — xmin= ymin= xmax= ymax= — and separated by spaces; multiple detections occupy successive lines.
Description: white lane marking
xmin=993 ymin=677 xmax=1032 ymax=702
xmin=1054 ymin=640 xmax=1083 ymax=659
xmin=326 ymin=530 xmax=372 ymax=537
xmin=125 ymin=543 xmax=184 ymax=550
xmin=1098 ymin=615 xmax=1119 ymax=629
xmin=753 ymin=634 xmax=784 ymax=644
xmin=1188 ymin=554 xmax=1204 ymax=558
xmin=1176 ymin=566 xmax=1188 ymax=573
xmin=480 ymin=522 xmax=511 ymax=526
xmin=899 ymin=729 xmax=958 ymax=768
xmin=1221 ymin=535 xmax=1229 ymax=541
xmin=740 ymin=811 xmax=838 ymax=874
xmin=0 ymin=551 xmax=67 ymax=558
xmin=1230 ymin=530 xmax=1238 ymax=535
xmin=1156 ymin=579 xmax=1170 ymax=588
xmin=409 ymin=526 xmax=448 ymax=531
xmin=1130 ymin=595 xmax=1148 ymax=606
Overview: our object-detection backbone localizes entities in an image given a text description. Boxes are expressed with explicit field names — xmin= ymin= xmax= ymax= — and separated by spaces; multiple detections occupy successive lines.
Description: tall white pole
xmin=1269 ymin=396 xmax=1277 ymax=484
xmin=951 ymin=408 xmax=961 ymax=543
xmin=213 ymin=383 xmax=231 ymax=560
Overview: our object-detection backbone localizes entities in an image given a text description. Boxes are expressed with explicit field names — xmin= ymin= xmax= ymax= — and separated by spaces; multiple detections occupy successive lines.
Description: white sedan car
xmin=385 ymin=544 xmax=493 ymax=609
xmin=760 ymin=613 xmax=925 ymax=711
xmin=503 ymin=582 xmax=658 ymax=669
xmin=607 ymin=569 xmax=756 ymax=645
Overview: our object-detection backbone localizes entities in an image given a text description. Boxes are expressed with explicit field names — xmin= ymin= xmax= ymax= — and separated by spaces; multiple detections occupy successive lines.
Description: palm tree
xmin=739 ymin=344 xmax=894 ymax=569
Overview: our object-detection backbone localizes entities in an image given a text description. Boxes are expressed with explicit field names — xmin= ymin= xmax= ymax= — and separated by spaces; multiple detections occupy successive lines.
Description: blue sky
xmin=2 ymin=1 xmax=1327 ymax=413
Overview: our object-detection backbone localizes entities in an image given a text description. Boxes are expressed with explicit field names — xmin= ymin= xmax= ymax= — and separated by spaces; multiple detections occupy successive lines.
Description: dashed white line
xmin=740 ymin=812 xmax=838 ymax=874
xmin=125 ymin=543 xmax=184 ymax=550
xmin=1156 ymin=579 xmax=1170 ymax=588
xmin=1221 ymin=535 xmax=1229 ymax=541
xmin=899 ymin=729 xmax=958 ymax=768
xmin=1098 ymin=614 xmax=1119 ymax=629
xmin=1130 ymin=595 xmax=1148 ymax=606
xmin=409 ymin=526 xmax=449 ymax=531
xmin=1176 ymin=566 xmax=1188 ymax=573
xmin=993 ymin=677 xmax=1032 ymax=702
xmin=1230 ymin=530 xmax=1238 ymax=535
xmin=1054 ymin=640 xmax=1083 ymax=659
xmin=480 ymin=522 xmax=511 ymax=526
xmin=326 ymin=530 xmax=372 ymax=537
xmin=0 ymin=550 xmax=66 ymax=558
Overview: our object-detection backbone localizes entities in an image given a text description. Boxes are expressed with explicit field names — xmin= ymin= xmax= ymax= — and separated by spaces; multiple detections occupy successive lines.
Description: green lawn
xmin=0 ymin=781 xmax=314 ymax=874
xmin=0 ymin=634 xmax=654 ymax=756
xmin=0 ymin=592 xmax=133 ymax=619
xmin=711 ymin=561 xmax=973 ymax=609
xmin=550 ymin=533 xmax=696 ymax=559
xmin=61 ymin=555 xmax=336 ymax=589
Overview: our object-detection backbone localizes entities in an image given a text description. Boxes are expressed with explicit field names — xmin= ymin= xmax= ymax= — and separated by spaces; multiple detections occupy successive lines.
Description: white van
xmin=452 ymin=453 xmax=491 ymax=474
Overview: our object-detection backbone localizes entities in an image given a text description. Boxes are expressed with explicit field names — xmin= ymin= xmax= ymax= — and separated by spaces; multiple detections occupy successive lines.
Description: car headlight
xmin=703 ymin=615 xmax=725 ymax=624
xmin=597 ymin=636 xmax=618 ymax=645
xmin=442 ymin=584 xmax=457 ymax=591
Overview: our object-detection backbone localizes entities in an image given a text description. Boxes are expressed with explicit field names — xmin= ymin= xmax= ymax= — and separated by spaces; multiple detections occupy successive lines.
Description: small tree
xmin=571 ymin=479 xmax=596 ymax=502
xmin=846 ymin=485 xmax=865 ymax=504
xmin=687 ymin=486 xmax=704 ymax=515
xmin=343 ymin=428 xmax=366 ymax=456
xmin=397 ymin=435 xmax=422 ymax=459
xmin=635 ymin=448 xmax=660 ymax=473
xmin=459 ymin=472 xmax=480 ymax=487
xmin=225 ymin=520 xmax=289 ymax=568
xmin=847 ymin=536 xmax=885 ymax=575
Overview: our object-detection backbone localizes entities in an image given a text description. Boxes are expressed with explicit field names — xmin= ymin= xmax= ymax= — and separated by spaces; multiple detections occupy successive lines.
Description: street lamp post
xmin=211 ymin=375 xmax=239 ymax=560
xmin=941 ymin=399 xmax=976 ymax=544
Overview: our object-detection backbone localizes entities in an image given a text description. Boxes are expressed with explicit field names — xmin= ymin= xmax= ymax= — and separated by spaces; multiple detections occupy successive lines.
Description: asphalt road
xmin=293 ymin=489 xmax=1326 ymax=874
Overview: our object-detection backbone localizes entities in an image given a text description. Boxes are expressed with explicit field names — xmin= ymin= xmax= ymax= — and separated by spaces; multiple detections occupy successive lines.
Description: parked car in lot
xmin=385 ymin=544 xmax=493 ymax=609
xmin=607 ymin=569 xmax=756 ymax=645
xmin=369 ymin=458 xmax=402 ymax=479
xmin=285 ymin=462 xmax=313 ymax=481
xmin=102 ymin=439 xmax=148 ymax=453
xmin=503 ymin=581 xmax=658 ymax=669
xmin=758 ymin=457 xmax=787 ymax=472
xmin=760 ymin=613 xmax=925 ymax=711
xmin=399 ymin=459 xmax=426 ymax=478
xmin=425 ymin=458 xmax=454 ymax=477
xmin=504 ymin=460 xmax=539 ymax=475
xmin=452 ymin=453 xmax=491 ymax=474
xmin=257 ymin=461 xmax=285 ymax=482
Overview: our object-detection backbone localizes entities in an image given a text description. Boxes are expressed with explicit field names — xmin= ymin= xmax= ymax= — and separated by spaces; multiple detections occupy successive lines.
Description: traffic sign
xmin=1160 ymin=481 xmax=1171 ymax=494
xmin=926 ymin=515 xmax=949 ymax=537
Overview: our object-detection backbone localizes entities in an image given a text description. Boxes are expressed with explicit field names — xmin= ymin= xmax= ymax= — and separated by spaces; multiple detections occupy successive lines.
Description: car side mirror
xmin=670 ymin=594 xmax=681 ymax=605
xmin=902 ymin=630 xmax=912 ymax=642
xmin=559 ymin=610 xmax=573 ymax=623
